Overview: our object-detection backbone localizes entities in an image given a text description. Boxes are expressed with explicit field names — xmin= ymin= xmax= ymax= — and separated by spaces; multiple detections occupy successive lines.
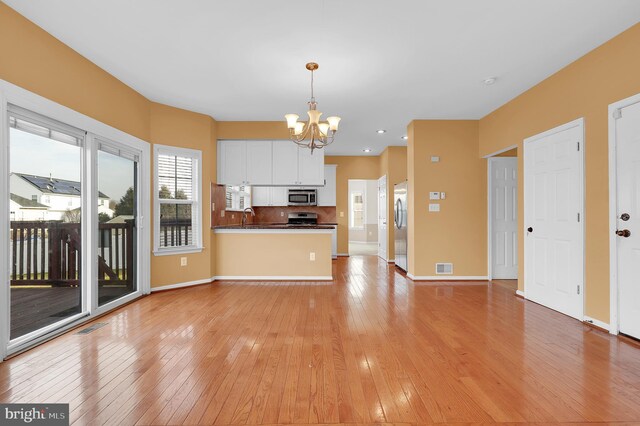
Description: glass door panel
xmin=97 ymin=146 xmax=137 ymax=306
xmin=8 ymin=111 xmax=85 ymax=340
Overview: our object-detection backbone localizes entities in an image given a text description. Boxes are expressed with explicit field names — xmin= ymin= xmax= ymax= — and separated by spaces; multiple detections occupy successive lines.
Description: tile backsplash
xmin=211 ymin=184 xmax=336 ymax=227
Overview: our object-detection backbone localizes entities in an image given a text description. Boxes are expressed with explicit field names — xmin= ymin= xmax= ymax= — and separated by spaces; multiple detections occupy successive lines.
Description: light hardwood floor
xmin=1 ymin=256 xmax=640 ymax=425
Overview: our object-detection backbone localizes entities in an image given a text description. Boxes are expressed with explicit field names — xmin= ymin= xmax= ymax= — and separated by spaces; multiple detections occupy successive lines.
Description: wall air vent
xmin=435 ymin=263 xmax=453 ymax=275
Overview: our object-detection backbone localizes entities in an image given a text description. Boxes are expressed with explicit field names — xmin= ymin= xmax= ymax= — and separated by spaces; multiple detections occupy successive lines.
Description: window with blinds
xmin=225 ymin=185 xmax=252 ymax=211
xmin=154 ymin=146 xmax=202 ymax=252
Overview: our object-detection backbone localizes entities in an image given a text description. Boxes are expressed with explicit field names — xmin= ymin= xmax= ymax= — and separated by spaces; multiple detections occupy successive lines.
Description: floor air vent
xmin=435 ymin=263 xmax=453 ymax=275
xmin=76 ymin=323 xmax=107 ymax=335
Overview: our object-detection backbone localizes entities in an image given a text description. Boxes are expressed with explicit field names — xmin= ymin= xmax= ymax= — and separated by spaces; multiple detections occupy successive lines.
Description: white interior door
xmin=615 ymin=100 xmax=640 ymax=339
xmin=524 ymin=119 xmax=584 ymax=320
xmin=491 ymin=158 xmax=518 ymax=279
xmin=378 ymin=175 xmax=387 ymax=261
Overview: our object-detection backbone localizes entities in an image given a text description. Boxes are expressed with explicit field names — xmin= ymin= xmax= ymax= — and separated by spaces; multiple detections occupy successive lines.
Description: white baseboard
xmin=516 ymin=289 xmax=525 ymax=297
xmin=583 ymin=316 xmax=610 ymax=332
xmin=337 ymin=253 xmax=350 ymax=257
xmin=214 ymin=275 xmax=333 ymax=281
xmin=150 ymin=277 xmax=214 ymax=293
xmin=407 ymin=273 xmax=489 ymax=281
xmin=387 ymin=258 xmax=395 ymax=263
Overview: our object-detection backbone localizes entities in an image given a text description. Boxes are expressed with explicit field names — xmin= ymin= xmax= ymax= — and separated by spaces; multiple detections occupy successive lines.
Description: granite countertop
xmin=214 ymin=223 xmax=336 ymax=230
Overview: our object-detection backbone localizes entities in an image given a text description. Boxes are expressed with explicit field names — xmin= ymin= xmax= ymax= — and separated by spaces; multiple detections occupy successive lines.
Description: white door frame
xmin=523 ymin=118 xmax=585 ymax=318
xmin=487 ymin=156 xmax=518 ymax=280
xmin=608 ymin=92 xmax=640 ymax=335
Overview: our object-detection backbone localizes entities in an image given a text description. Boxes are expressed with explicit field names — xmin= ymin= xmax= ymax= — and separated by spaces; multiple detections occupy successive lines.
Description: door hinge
xmin=577 ymin=213 xmax=581 ymax=222
xmin=613 ymin=109 xmax=622 ymax=120
xmin=577 ymin=285 xmax=581 ymax=295
xmin=577 ymin=141 xmax=580 ymax=151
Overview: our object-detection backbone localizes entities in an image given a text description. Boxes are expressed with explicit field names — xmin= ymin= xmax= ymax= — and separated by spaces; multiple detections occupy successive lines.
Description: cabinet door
xmin=251 ymin=187 xmax=272 ymax=206
xmin=271 ymin=187 xmax=288 ymax=206
xmin=272 ymin=141 xmax=299 ymax=185
xmin=298 ymin=147 xmax=325 ymax=186
xmin=246 ymin=141 xmax=272 ymax=185
xmin=218 ymin=140 xmax=246 ymax=185
xmin=317 ymin=165 xmax=337 ymax=206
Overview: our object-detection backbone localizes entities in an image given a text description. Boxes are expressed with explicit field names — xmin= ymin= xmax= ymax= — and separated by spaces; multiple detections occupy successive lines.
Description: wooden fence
xmin=10 ymin=220 xmax=134 ymax=288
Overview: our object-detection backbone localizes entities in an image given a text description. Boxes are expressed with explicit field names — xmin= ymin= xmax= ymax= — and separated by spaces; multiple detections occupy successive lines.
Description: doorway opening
xmin=348 ymin=179 xmax=379 ymax=256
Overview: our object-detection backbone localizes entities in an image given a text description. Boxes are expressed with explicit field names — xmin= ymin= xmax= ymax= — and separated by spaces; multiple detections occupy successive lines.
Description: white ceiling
xmin=5 ymin=1 xmax=640 ymax=155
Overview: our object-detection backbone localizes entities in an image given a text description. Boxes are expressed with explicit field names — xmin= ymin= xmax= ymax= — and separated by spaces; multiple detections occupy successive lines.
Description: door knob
xmin=616 ymin=229 xmax=631 ymax=238
xmin=527 ymin=227 xmax=533 ymax=233
xmin=621 ymin=213 xmax=630 ymax=221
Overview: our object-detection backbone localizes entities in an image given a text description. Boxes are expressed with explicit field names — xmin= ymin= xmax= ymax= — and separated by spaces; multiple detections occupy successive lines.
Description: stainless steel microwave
xmin=287 ymin=189 xmax=317 ymax=206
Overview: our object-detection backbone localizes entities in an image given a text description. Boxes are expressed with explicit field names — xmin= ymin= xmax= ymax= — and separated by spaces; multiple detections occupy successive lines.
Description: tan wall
xmin=217 ymin=121 xmax=289 ymax=140
xmin=0 ymin=3 xmax=150 ymax=140
xmin=479 ymin=23 xmax=640 ymax=323
xmin=215 ymin=233 xmax=332 ymax=277
xmin=149 ymin=103 xmax=216 ymax=287
xmin=378 ymin=146 xmax=407 ymax=260
xmin=408 ymin=121 xmax=487 ymax=277
xmin=325 ymin=156 xmax=380 ymax=254
xmin=0 ymin=3 xmax=217 ymax=288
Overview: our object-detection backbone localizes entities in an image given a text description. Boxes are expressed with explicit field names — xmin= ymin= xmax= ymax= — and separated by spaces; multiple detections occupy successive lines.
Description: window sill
xmin=153 ymin=247 xmax=203 ymax=257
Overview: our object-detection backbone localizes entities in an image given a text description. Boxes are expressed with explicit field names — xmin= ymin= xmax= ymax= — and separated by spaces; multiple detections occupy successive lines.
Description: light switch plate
xmin=429 ymin=203 xmax=440 ymax=212
xmin=440 ymin=192 xmax=446 ymax=200
xmin=431 ymin=156 xmax=440 ymax=163
xmin=429 ymin=192 xmax=440 ymax=200
xmin=180 ymin=257 xmax=187 ymax=266
xmin=340 ymin=212 xmax=344 ymax=217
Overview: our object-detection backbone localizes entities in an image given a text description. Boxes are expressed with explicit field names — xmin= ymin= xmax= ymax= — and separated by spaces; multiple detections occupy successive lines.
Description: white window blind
xmin=8 ymin=104 xmax=84 ymax=147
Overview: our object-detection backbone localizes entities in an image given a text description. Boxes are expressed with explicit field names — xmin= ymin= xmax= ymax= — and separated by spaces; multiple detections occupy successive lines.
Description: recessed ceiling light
xmin=363 ymin=148 xmax=372 ymax=153
xmin=483 ymin=77 xmax=497 ymax=85
xmin=377 ymin=129 xmax=386 ymax=134
xmin=401 ymin=136 xmax=408 ymax=140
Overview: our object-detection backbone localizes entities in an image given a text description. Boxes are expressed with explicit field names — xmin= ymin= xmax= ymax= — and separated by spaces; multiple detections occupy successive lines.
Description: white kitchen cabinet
xmin=271 ymin=187 xmax=288 ymax=206
xmin=251 ymin=187 xmax=272 ymax=206
xmin=218 ymin=140 xmax=325 ymax=186
xmin=217 ymin=140 xmax=246 ymax=185
xmin=298 ymin=147 xmax=325 ymax=186
xmin=272 ymin=141 xmax=324 ymax=186
xmin=317 ymin=164 xmax=337 ymax=206
xmin=252 ymin=186 xmax=288 ymax=207
xmin=245 ymin=141 xmax=272 ymax=185
xmin=272 ymin=142 xmax=299 ymax=185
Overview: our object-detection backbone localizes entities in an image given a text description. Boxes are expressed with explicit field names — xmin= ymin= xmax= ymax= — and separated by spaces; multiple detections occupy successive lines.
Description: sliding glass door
xmin=8 ymin=107 xmax=87 ymax=341
xmin=2 ymin=98 xmax=148 ymax=356
xmin=96 ymin=142 xmax=138 ymax=306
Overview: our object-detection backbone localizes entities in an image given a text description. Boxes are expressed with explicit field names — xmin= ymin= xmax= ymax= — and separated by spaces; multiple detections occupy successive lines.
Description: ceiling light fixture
xmin=363 ymin=148 xmax=372 ymax=153
xmin=401 ymin=136 xmax=408 ymax=140
xmin=285 ymin=62 xmax=341 ymax=154
xmin=377 ymin=129 xmax=386 ymax=134
xmin=483 ymin=77 xmax=497 ymax=85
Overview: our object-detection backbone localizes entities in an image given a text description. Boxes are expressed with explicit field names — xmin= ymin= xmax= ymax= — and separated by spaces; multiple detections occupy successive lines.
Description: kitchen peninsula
xmin=214 ymin=224 xmax=334 ymax=280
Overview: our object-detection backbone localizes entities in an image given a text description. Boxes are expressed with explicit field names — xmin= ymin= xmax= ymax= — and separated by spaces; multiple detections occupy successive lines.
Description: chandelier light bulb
xmin=285 ymin=114 xmax=299 ymax=129
xmin=318 ymin=122 xmax=330 ymax=136
xmin=327 ymin=116 xmax=341 ymax=131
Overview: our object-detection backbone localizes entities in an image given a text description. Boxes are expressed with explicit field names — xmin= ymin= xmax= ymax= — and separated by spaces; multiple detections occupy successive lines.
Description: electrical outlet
xmin=211 ymin=202 xmax=215 ymax=211
xmin=180 ymin=257 xmax=187 ymax=266
xmin=220 ymin=210 xmax=225 ymax=217
xmin=309 ymin=252 xmax=316 ymax=261
xmin=231 ymin=214 xmax=235 ymax=219
xmin=340 ymin=212 xmax=344 ymax=217
xmin=281 ymin=211 xmax=284 ymax=217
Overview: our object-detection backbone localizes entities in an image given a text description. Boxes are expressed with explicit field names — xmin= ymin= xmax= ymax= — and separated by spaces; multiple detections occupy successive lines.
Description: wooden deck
xmin=1 ymin=256 xmax=640 ymax=425
xmin=10 ymin=287 xmax=132 ymax=339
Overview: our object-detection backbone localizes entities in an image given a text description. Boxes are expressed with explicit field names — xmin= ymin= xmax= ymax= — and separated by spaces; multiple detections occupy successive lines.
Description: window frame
xmin=153 ymin=144 xmax=203 ymax=255
xmin=350 ymin=190 xmax=365 ymax=230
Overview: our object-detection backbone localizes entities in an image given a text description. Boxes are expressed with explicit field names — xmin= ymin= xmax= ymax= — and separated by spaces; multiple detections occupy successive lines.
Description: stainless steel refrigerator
xmin=394 ymin=181 xmax=408 ymax=271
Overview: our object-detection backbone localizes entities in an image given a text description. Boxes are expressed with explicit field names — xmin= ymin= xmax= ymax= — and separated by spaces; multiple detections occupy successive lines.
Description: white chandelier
xmin=285 ymin=62 xmax=341 ymax=153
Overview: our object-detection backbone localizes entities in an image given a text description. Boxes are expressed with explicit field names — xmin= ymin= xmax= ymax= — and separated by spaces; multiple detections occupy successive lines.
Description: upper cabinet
xmin=218 ymin=140 xmax=325 ymax=186
xmin=317 ymin=164 xmax=337 ymax=206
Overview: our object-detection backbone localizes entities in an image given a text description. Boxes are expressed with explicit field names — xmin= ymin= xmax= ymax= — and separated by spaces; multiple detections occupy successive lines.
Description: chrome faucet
xmin=241 ymin=207 xmax=255 ymax=227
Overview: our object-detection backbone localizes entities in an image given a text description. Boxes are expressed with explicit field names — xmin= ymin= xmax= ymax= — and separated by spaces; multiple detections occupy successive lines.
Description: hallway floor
xmin=1 ymin=257 xmax=640 ymax=425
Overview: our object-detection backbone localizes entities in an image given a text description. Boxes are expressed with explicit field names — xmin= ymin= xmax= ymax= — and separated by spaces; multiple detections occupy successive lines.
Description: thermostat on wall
xmin=431 ymin=156 xmax=440 ymax=163
xmin=429 ymin=192 xmax=440 ymax=200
